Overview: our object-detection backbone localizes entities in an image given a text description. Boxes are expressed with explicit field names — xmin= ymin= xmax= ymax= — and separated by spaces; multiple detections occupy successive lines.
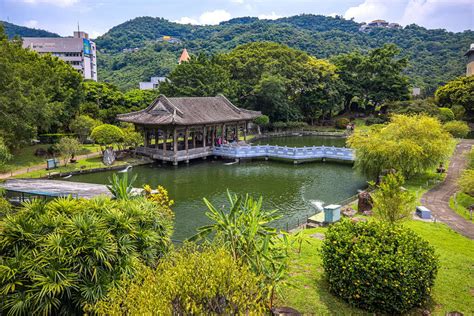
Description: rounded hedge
xmin=321 ymin=219 xmax=438 ymax=314
xmin=443 ymin=120 xmax=470 ymax=138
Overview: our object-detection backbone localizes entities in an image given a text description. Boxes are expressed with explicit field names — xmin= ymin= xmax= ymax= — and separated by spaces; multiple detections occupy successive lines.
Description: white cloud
xmin=230 ymin=0 xmax=244 ymax=3
xmin=24 ymin=19 xmax=38 ymax=28
xmin=344 ymin=0 xmax=390 ymax=22
xmin=176 ymin=10 xmax=232 ymax=25
xmin=175 ymin=16 xmax=199 ymax=25
xmin=258 ymin=12 xmax=282 ymax=20
xmin=400 ymin=0 xmax=473 ymax=28
xmin=327 ymin=13 xmax=338 ymax=18
xmin=21 ymin=0 xmax=79 ymax=7
xmin=199 ymin=10 xmax=232 ymax=25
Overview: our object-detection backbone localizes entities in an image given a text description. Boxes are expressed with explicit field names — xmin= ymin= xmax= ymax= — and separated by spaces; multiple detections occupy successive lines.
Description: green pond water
xmin=69 ymin=136 xmax=366 ymax=240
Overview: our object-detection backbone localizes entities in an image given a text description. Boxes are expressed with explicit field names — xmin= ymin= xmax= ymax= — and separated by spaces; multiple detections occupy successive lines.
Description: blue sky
xmin=1 ymin=0 xmax=473 ymax=37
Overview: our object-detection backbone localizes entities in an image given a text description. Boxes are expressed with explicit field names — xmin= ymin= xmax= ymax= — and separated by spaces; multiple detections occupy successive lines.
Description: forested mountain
xmin=93 ymin=15 xmax=472 ymax=92
xmin=0 ymin=21 xmax=60 ymax=38
xmin=4 ymin=15 xmax=472 ymax=93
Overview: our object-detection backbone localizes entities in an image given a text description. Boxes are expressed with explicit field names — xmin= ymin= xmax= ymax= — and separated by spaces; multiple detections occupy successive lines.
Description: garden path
xmin=0 ymin=152 xmax=101 ymax=180
xmin=421 ymin=139 xmax=474 ymax=239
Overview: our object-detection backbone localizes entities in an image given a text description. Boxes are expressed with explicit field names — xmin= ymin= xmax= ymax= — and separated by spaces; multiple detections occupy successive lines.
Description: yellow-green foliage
xmin=144 ymin=184 xmax=174 ymax=215
xmin=91 ymin=245 xmax=267 ymax=315
xmin=371 ymin=172 xmax=416 ymax=224
xmin=443 ymin=120 xmax=470 ymax=138
xmin=459 ymin=169 xmax=474 ymax=197
xmin=348 ymin=114 xmax=453 ymax=178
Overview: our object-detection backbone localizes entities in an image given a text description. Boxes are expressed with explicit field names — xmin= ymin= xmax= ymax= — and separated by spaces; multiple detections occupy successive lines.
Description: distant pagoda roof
xmin=117 ymin=95 xmax=261 ymax=126
xmin=464 ymin=45 xmax=474 ymax=56
xmin=178 ymin=48 xmax=190 ymax=64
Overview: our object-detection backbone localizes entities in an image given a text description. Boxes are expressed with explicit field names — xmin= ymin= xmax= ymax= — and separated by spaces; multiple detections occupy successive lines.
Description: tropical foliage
xmin=107 ymin=173 xmax=137 ymax=200
xmin=90 ymin=245 xmax=267 ymax=314
xmin=348 ymin=114 xmax=453 ymax=178
xmin=371 ymin=172 xmax=416 ymax=224
xmin=321 ymin=219 xmax=438 ymax=314
xmin=0 ymin=196 xmax=174 ymax=314
xmin=0 ymin=137 xmax=12 ymax=168
xmin=191 ymin=192 xmax=289 ymax=308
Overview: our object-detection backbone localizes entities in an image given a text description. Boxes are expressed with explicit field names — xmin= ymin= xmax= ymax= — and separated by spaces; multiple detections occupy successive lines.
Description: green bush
xmin=286 ymin=121 xmax=307 ymax=129
xmin=38 ymin=133 xmax=76 ymax=144
xmin=365 ymin=116 xmax=388 ymax=125
xmin=0 ymin=196 xmax=174 ymax=314
xmin=91 ymin=245 xmax=267 ymax=314
xmin=438 ymin=107 xmax=455 ymax=122
xmin=459 ymin=169 xmax=474 ymax=196
xmin=90 ymin=124 xmax=124 ymax=146
xmin=272 ymin=121 xmax=287 ymax=130
xmin=443 ymin=120 xmax=470 ymax=138
xmin=321 ymin=220 xmax=438 ymax=314
xmin=335 ymin=118 xmax=350 ymax=129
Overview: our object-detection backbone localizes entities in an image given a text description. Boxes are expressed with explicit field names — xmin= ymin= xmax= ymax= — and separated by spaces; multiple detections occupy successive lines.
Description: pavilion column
xmin=143 ymin=128 xmax=149 ymax=147
xmin=173 ymin=128 xmax=178 ymax=153
xmin=235 ymin=123 xmax=240 ymax=142
xmin=222 ymin=124 xmax=226 ymax=141
xmin=243 ymin=122 xmax=247 ymax=142
xmin=162 ymin=128 xmax=167 ymax=153
xmin=211 ymin=126 xmax=216 ymax=148
xmin=185 ymin=127 xmax=189 ymax=153
xmin=155 ymin=129 xmax=160 ymax=149
xmin=203 ymin=125 xmax=207 ymax=148
xmin=192 ymin=130 xmax=196 ymax=149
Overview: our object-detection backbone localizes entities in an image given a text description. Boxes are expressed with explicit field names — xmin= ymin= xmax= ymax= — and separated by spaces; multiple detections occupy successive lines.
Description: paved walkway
xmin=421 ymin=139 xmax=474 ymax=239
xmin=0 ymin=152 xmax=101 ymax=180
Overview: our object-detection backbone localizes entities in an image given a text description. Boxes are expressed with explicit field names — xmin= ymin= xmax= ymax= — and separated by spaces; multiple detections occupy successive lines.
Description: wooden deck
xmin=1 ymin=179 xmax=112 ymax=199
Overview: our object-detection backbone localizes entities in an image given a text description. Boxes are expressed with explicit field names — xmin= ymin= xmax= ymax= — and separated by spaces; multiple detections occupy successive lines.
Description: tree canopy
xmin=348 ymin=114 xmax=454 ymax=178
xmin=0 ymin=25 xmax=82 ymax=148
xmin=435 ymin=76 xmax=474 ymax=113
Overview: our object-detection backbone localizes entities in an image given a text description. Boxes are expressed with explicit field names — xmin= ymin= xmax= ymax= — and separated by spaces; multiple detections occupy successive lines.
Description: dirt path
xmin=0 ymin=152 xmax=101 ymax=180
xmin=421 ymin=139 xmax=474 ymax=239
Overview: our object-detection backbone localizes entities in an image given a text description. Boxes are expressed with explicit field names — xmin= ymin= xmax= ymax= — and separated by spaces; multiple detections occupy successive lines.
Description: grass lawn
xmin=15 ymin=157 xmax=133 ymax=178
xmin=1 ymin=144 xmax=101 ymax=172
xmin=279 ymin=220 xmax=474 ymax=315
xmin=449 ymin=192 xmax=474 ymax=221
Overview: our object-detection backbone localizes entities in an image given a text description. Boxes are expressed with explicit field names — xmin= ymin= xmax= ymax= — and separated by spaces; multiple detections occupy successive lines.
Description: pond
xmin=69 ymin=136 xmax=366 ymax=240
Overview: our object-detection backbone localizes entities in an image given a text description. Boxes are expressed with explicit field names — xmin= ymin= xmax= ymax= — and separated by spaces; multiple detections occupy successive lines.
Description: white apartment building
xmin=22 ymin=31 xmax=97 ymax=81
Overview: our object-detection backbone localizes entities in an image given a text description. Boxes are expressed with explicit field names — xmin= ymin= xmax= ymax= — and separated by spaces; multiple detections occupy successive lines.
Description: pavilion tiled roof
xmin=117 ymin=95 xmax=262 ymax=126
xmin=178 ymin=48 xmax=190 ymax=64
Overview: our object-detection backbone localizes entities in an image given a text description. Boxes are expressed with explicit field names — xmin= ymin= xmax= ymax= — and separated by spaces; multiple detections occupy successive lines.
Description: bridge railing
xmin=212 ymin=145 xmax=354 ymax=161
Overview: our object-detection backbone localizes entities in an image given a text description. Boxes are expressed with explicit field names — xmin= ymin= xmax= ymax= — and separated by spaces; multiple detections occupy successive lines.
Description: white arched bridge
xmin=213 ymin=144 xmax=355 ymax=163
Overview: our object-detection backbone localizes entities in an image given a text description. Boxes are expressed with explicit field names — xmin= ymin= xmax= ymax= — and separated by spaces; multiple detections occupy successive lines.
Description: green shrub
xmin=272 ymin=121 xmax=287 ymax=130
xmin=371 ymin=172 xmax=416 ymax=224
xmin=90 ymin=124 xmax=124 ymax=146
xmin=0 ymin=137 xmax=11 ymax=168
xmin=91 ymin=245 xmax=267 ymax=314
xmin=443 ymin=120 xmax=470 ymax=138
xmin=438 ymin=107 xmax=455 ymax=122
xmin=0 ymin=196 xmax=174 ymax=314
xmin=335 ymin=118 xmax=350 ymax=129
xmin=365 ymin=116 xmax=388 ymax=125
xmin=286 ymin=121 xmax=307 ymax=129
xmin=321 ymin=220 xmax=438 ymax=314
xmin=459 ymin=169 xmax=474 ymax=196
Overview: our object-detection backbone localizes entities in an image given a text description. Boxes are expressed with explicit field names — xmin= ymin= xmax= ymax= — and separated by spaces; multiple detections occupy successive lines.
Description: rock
xmin=342 ymin=207 xmax=357 ymax=217
xmin=358 ymin=191 xmax=373 ymax=213
xmin=446 ymin=312 xmax=463 ymax=316
xmin=34 ymin=148 xmax=48 ymax=157
xmin=103 ymin=147 xmax=116 ymax=166
xmin=362 ymin=210 xmax=373 ymax=216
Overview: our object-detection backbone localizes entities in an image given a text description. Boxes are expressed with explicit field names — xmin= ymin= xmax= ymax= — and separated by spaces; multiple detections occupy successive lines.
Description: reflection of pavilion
xmin=118 ymin=95 xmax=261 ymax=165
